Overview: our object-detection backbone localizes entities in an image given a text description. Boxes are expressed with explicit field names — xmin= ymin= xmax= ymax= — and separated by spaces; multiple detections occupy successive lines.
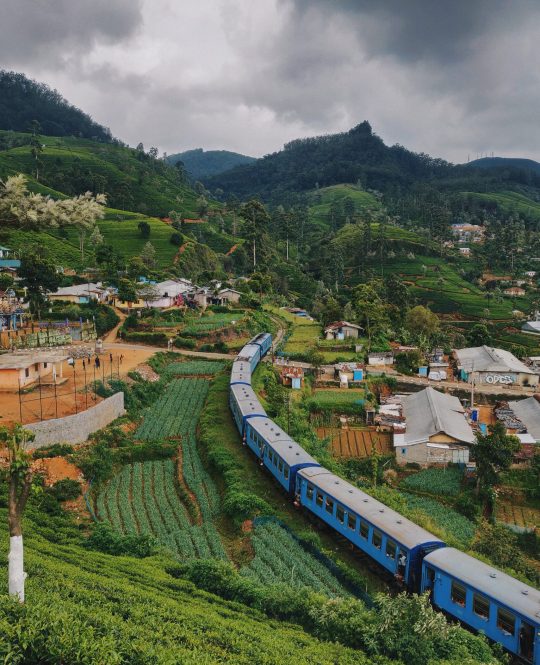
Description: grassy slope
xmin=461 ymin=190 xmax=540 ymax=220
xmin=307 ymin=184 xmax=380 ymax=230
xmin=0 ymin=511 xmax=376 ymax=664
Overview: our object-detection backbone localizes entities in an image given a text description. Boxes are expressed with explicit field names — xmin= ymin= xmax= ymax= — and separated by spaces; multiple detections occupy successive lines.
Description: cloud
xmin=1 ymin=0 xmax=540 ymax=163
xmin=0 ymin=0 xmax=142 ymax=66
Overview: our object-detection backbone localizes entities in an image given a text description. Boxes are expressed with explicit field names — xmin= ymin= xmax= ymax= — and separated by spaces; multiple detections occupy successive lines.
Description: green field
xmin=306 ymin=389 xmax=365 ymax=412
xmin=401 ymin=467 xmax=463 ymax=497
xmin=307 ymin=184 xmax=380 ymax=229
xmin=461 ymin=190 xmax=540 ymax=221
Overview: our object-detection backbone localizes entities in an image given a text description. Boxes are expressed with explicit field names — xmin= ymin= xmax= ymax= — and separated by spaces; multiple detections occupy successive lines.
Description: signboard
xmin=484 ymin=374 xmax=516 ymax=385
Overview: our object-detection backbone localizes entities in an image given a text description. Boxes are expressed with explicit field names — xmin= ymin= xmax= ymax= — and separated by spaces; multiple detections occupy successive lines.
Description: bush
xmin=174 ymin=336 xmax=196 ymax=349
xmin=32 ymin=443 xmax=74 ymax=459
xmin=49 ymin=479 xmax=81 ymax=502
xmin=86 ymin=522 xmax=157 ymax=557
xmin=123 ymin=331 xmax=168 ymax=345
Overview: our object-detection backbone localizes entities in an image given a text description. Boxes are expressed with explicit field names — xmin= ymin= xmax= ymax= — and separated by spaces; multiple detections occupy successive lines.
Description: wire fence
xmin=17 ymin=353 xmax=124 ymax=424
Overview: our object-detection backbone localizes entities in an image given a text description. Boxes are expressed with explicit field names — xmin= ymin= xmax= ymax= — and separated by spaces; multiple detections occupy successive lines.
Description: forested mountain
xmin=465 ymin=156 xmax=540 ymax=174
xmin=0 ymin=71 xmax=113 ymax=142
xmin=204 ymin=121 xmax=452 ymax=201
xmin=167 ymin=148 xmax=255 ymax=179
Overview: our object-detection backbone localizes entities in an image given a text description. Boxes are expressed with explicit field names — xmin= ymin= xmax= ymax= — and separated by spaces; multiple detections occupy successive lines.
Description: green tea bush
xmin=32 ymin=443 xmax=74 ymax=459
xmin=49 ymin=479 xmax=81 ymax=502
xmin=174 ymin=336 xmax=196 ymax=349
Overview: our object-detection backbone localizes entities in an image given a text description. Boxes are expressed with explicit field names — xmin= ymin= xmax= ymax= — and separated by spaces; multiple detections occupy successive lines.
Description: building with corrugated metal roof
xmin=455 ymin=345 xmax=539 ymax=387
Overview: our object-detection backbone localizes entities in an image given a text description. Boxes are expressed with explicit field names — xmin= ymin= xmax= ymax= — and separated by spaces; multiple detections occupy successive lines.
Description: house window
xmin=315 ymin=492 xmax=323 ymax=508
xmin=34 ymin=363 xmax=38 ymax=371
xmin=25 ymin=368 xmax=29 ymax=378
xmin=451 ymin=581 xmax=467 ymax=607
xmin=347 ymin=513 xmax=357 ymax=530
xmin=43 ymin=362 xmax=47 ymax=369
xmin=497 ymin=608 xmax=515 ymax=636
xmin=325 ymin=497 xmax=334 ymax=515
xmin=386 ymin=539 xmax=397 ymax=559
xmin=473 ymin=594 xmax=490 ymax=620
xmin=359 ymin=521 xmax=369 ymax=539
xmin=401 ymin=448 xmax=407 ymax=455
xmin=336 ymin=505 xmax=345 ymax=524
xmin=306 ymin=484 xmax=314 ymax=500
xmin=372 ymin=530 xmax=382 ymax=550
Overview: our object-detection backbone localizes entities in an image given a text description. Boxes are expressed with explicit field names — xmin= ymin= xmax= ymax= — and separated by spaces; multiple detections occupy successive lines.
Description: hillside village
xmin=1 ymin=30 xmax=540 ymax=665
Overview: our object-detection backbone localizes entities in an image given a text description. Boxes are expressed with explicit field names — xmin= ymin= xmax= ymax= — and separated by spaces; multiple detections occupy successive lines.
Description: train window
xmin=359 ymin=521 xmax=369 ymax=539
xmin=473 ymin=594 xmax=490 ymax=620
xmin=278 ymin=459 xmax=284 ymax=473
xmin=336 ymin=505 xmax=345 ymax=524
xmin=497 ymin=608 xmax=515 ymax=636
xmin=451 ymin=581 xmax=467 ymax=607
xmin=347 ymin=513 xmax=357 ymax=530
xmin=306 ymin=484 xmax=314 ymax=500
xmin=386 ymin=539 xmax=397 ymax=559
xmin=372 ymin=530 xmax=382 ymax=550
xmin=284 ymin=466 xmax=289 ymax=480
xmin=316 ymin=492 xmax=324 ymax=508
xmin=325 ymin=497 xmax=334 ymax=515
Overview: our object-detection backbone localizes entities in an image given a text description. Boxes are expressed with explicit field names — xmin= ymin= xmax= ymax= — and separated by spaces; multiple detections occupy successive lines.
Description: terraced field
xmin=96 ymin=459 xmax=226 ymax=560
xmin=317 ymin=428 xmax=393 ymax=458
xmin=241 ymin=520 xmax=348 ymax=596
xmin=163 ymin=360 xmax=226 ymax=377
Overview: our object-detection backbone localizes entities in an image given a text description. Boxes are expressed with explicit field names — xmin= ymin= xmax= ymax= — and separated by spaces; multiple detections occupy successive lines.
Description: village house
xmin=367 ymin=351 xmax=394 ymax=366
xmin=394 ymin=387 xmax=475 ymax=466
xmin=0 ymin=245 xmax=21 ymax=271
xmin=280 ymin=366 xmax=304 ymax=389
xmin=494 ymin=396 xmax=540 ymax=459
xmin=455 ymin=345 xmax=539 ymax=387
xmin=450 ymin=223 xmax=485 ymax=244
xmin=48 ymin=282 xmax=110 ymax=305
xmin=458 ymin=247 xmax=471 ymax=257
xmin=522 ymin=321 xmax=540 ymax=335
xmin=324 ymin=321 xmax=362 ymax=340
xmin=504 ymin=286 xmax=526 ymax=297
xmin=213 ymin=288 xmax=242 ymax=305
xmin=0 ymin=350 xmax=69 ymax=391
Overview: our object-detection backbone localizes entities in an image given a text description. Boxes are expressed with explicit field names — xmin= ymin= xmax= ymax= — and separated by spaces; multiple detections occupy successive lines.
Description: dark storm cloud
xmin=290 ymin=0 xmax=534 ymax=63
xmin=0 ymin=0 xmax=142 ymax=66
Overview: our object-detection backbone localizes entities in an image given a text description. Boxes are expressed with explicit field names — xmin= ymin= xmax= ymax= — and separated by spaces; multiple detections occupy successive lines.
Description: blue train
xmin=229 ymin=333 xmax=540 ymax=664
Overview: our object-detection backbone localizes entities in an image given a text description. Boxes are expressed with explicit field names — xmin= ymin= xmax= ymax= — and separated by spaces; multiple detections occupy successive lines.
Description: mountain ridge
xmin=166 ymin=148 xmax=255 ymax=180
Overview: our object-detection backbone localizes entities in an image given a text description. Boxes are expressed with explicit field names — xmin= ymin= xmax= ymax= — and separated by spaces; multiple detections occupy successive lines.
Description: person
xmin=82 ymin=359 xmax=86 ymax=371
xmin=120 ymin=354 xmax=124 ymax=365
xmin=95 ymin=356 xmax=100 ymax=369
xmin=397 ymin=552 xmax=407 ymax=578
xmin=67 ymin=357 xmax=74 ymax=367
xmin=109 ymin=352 xmax=113 ymax=363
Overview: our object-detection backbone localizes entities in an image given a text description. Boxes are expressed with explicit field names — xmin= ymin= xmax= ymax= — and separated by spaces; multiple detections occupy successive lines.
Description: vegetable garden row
xmin=164 ymin=360 xmax=226 ymax=377
xmin=96 ymin=459 xmax=226 ymax=560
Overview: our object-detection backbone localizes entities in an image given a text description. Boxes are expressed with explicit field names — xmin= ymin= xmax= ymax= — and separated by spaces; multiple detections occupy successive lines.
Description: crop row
xmin=97 ymin=460 xmax=226 ymax=560
xmin=135 ymin=378 xmax=209 ymax=440
xmin=400 ymin=467 xmax=463 ymax=497
xmin=401 ymin=492 xmax=476 ymax=547
xmin=241 ymin=522 xmax=347 ymax=597
xmin=164 ymin=361 xmax=226 ymax=377
xmin=181 ymin=432 xmax=220 ymax=519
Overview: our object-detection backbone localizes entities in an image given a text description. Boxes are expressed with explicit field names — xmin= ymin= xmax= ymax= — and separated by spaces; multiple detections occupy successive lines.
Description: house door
xmin=519 ymin=621 xmax=534 ymax=662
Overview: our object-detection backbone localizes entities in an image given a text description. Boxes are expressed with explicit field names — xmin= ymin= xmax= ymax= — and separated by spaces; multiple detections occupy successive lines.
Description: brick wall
xmin=27 ymin=392 xmax=125 ymax=448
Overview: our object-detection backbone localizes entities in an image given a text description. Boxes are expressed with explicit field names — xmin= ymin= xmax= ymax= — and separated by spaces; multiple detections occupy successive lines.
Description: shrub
xmin=50 ymin=479 xmax=81 ymax=502
xmin=86 ymin=522 xmax=157 ymax=557
xmin=32 ymin=443 xmax=74 ymax=459
xmin=123 ymin=331 xmax=168 ymax=345
xmin=174 ymin=336 xmax=196 ymax=349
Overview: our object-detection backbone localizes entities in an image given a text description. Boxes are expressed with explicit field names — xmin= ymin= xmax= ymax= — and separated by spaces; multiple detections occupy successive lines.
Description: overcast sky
xmin=2 ymin=0 xmax=539 ymax=162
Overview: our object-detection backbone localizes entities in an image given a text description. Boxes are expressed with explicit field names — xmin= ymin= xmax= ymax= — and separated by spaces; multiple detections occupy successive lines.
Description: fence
xmin=16 ymin=352 xmax=124 ymax=425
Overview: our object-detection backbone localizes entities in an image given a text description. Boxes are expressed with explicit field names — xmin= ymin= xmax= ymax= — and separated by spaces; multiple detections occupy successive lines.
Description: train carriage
xmin=296 ymin=467 xmax=445 ymax=590
xmin=229 ymin=384 xmax=266 ymax=435
xmin=230 ymin=360 xmax=252 ymax=386
xmin=246 ymin=416 xmax=319 ymax=493
xmin=422 ymin=548 xmax=540 ymax=664
xmin=248 ymin=332 xmax=273 ymax=358
xmin=236 ymin=343 xmax=263 ymax=373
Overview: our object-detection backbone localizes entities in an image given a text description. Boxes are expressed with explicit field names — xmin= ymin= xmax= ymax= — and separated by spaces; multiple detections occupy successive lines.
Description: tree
xmin=467 ymin=323 xmax=492 ymax=347
xmin=474 ymin=422 xmax=520 ymax=513
xmin=353 ymin=281 xmax=389 ymax=349
xmin=404 ymin=305 xmax=439 ymax=340
xmin=140 ymin=241 xmax=157 ymax=270
xmin=18 ymin=246 xmax=61 ymax=319
xmin=28 ymin=120 xmax=43 ymax=181
xmin=117 ymin=278 xmax=138 ymax=304
xmin=241 ymin=200 xmax=272 ymax=269
xmin=138 ymin=221 xmax=151 ymax=238
xmin=89 ymin=225 xmax=104 ymax=249
xmin=63 ymin=191 xmax=107 ymax=262
xmin=0 ymin=272 xmax=14 ymax=291
xmin=0 ymin=424 xmax=36 ymax=602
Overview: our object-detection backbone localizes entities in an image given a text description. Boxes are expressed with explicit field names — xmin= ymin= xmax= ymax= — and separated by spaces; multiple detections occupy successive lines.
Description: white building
xmin=455 ymin=345 xmax=539 ymax=387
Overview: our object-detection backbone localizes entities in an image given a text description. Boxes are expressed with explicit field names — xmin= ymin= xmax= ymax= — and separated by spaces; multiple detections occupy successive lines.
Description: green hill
xmin=465 ymin=156 xmax=540 ymax=174
xmin=167 ymin=148 xmax=255 ymax=179
xmin=460 ymin=190 xmax=540 ymax=221
xmin=0 ymin=130 xmax=200 ymax=218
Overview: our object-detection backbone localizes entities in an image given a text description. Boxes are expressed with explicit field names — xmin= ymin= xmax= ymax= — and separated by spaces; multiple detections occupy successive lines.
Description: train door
xmin=519 ymin=621 xmax=535 ymax=663
xmin=423 ymin=565 xmax=435 ymax=600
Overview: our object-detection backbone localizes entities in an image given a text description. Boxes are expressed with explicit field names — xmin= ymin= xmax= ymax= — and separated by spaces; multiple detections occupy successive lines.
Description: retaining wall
xmin=27 ymin=392 xmax=125 ymax=448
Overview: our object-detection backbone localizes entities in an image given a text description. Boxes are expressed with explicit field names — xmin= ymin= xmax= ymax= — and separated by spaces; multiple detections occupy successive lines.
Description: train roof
xmin=236 ymin=344 xmax=260 ymax=362
xmin=249 ymin=332 xmax=271 ymax=346
xmin=298 ymin=467 xmax=444 ymax=550
xmin=249 ymin=416 xmax=319 ymax=468
xmin=230 ymin=384 xmax=266 ymax=418
xmin=424 ymin=547 xmax=540 ymax=623
xmin=230 ymin=359 xmax=252 ymax=385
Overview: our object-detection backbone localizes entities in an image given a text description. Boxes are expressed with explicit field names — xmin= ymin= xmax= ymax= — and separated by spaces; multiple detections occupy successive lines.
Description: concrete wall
xmin=26 ymin=392 xmax=125 ymax=448
xmin=396 ymin=440 xmax=470 ymax=466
